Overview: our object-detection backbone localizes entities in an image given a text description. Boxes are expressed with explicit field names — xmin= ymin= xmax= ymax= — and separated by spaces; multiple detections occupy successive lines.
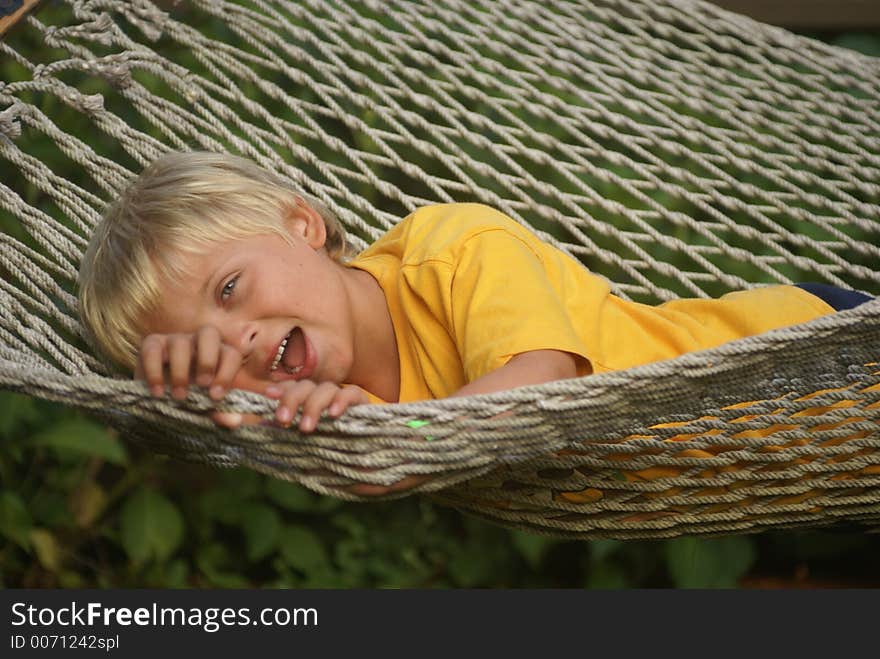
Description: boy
xmin=79 ymin=151 xmax=863 ymax=434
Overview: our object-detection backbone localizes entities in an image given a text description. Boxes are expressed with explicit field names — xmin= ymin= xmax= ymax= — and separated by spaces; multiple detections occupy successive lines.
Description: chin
xmin=326 ymin=355 xmax=354 ymax=385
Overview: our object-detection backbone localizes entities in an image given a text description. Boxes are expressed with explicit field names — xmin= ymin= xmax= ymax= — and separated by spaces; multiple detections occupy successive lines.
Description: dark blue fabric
xmin=0 ymin=1 xmax=24 ymax=18
xmin=795 ymin=283 xmax=873 ymax=312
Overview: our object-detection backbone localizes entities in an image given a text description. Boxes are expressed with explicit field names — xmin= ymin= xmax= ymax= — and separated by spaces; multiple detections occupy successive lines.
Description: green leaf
xmin=31 ymin=419 xmax=128 ymax=465
xmin=0 ymin=392 xmax=40 ymax=439
xmin=446 ymin=547 xmax=498 ymax=587
xmin=590 ymin=539 xmax=623 ymax=563
xmin=29 ymin=528 xmax=61 ymax=572
xmin=511 ymin=530 xmax=558 ymax=569
xmin=198 ymin=489 xmax=244 ymax=525
xmin=240 ymin=504 xmax=281 ymax=562
xmin=586 ymin=562 xmax=631 ymax=589
xmin=332 ymin=512 xmax=368 ymax=541
xmin=69 ymin=481 xmax=107 ymax=528
xmin=334 ymin=537 xmax=368 ymax=580
xmin=664 ymin=536 xmax=756 ymax=588
xmin=196 ymin=543 xmax=248 ymax=588
xmin=265 ymin=479 xmax=320 ymax=512
xmin=120 ymin=488 xmax=184 ymax=565
xmin=164 ymin=559 xmax=190 ymax=588
xmin=218 ymin=468 xmax=262 ymax=499
xmin=58 ymin=570 xmax=85 ymax=588
xmin=31 ymin=491 xmax=71 ymax=528
xmin=145 ymin=559 xmax=189 ymax=588
xmin=0 ymin=491 xmax=32 ymax=549
xmin=279 ymin=525 xmax=329 ymax=572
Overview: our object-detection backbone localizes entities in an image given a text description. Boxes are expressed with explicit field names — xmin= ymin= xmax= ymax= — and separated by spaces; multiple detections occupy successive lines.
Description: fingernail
xmin=196 ymin=374 xmax=212 ymax=387
xmin=328 ymin=403 xmax=341 ymax=416
xmin=210 ymin=385 xmax=225 ymax=400
xmin=151 ymin=385 xmax=164 ymax=397
xmin=172 ymin=386 xmax=187 ymax=400
xmin=266 ymin=385 xmax=282 ymax=397
xmin=300 ymin=415 xmax=314 ymax=432
xmin=276 ymin=406 xmax=292 ymax=425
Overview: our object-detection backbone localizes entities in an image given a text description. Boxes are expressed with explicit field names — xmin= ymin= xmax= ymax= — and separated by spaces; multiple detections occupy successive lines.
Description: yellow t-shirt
xmin=346 ymin=204 xmax=834 ymax=403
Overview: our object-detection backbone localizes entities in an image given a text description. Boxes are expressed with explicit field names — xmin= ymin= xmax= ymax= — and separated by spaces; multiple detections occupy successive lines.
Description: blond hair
xmin=77 ymin=151 xmax=350 ymax=371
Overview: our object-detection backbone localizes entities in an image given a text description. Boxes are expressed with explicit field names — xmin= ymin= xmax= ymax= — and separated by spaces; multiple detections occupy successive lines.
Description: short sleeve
xmin=448 ymin=228 xmax=592 ymax=383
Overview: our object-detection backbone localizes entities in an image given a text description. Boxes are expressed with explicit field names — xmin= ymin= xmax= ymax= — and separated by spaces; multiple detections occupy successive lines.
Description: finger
xmin=327 ymin=385 xmax=368 ymax=417
xmin=167 ymin=334 xmax=195 ymax=400
xmin=300 ymin=382 xmax=341 ymax=433
xmin=275 ymin=380 xmax=317 ymax=427
xmin=209 ymin=344 xmax=243 ymax=400
xmin=210 ymin=411 xmax=266 ymax=429
xmin=345 ymin=474 xmax=432 ymax=498
xmin=139 ymin=334 xmax=169 ymax=397
xmin=298 ymin=465 xmax=429 ymax=496
xmin=194 ymin=325 xmax=222 ymax=388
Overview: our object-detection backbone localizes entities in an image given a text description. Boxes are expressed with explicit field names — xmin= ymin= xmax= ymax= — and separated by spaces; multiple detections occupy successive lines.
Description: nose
xmin=233 ymin=322 xmax=259 ymax=356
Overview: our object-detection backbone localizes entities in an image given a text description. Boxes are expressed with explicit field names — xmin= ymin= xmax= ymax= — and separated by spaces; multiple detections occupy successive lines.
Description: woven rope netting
xmin=1 ymin=0 xmax=879 ymax=539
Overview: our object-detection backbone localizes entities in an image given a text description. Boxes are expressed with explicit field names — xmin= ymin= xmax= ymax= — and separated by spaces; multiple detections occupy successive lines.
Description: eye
xmin=220 ymin=275 xmax=239 ymax=302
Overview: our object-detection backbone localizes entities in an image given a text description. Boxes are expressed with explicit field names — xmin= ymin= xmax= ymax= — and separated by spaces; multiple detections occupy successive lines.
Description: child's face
xmin=139 ymin=220 xmax=358 ymax=394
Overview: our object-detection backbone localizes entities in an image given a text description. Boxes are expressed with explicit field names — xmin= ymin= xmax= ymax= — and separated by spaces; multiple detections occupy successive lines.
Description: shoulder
xmin=405 ymin=203 xmax=527 ymax=237
xmin=395 ymin=203 xmax=540 ymax=265
xmin=352 ymin=203 xmax=545 ymax=270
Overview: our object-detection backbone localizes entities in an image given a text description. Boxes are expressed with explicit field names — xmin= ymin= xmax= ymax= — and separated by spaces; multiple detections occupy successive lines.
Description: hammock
xmin=1 ymin=0 xmax=878 ymax=540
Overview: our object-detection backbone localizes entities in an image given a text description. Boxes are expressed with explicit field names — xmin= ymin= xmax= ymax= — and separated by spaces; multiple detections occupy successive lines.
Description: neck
xmin=340 ymin=264 xmax=400 ymax=403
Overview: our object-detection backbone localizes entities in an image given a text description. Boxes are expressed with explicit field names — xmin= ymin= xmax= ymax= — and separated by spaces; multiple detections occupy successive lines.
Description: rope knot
xmin=59 ymin=88 xmax=105 ymax=114
xmin=44 ymin=12 xmax=116 ymax=47
xmin=0 ymin=102 xmax=23 ymax=141
xmin=92 ymin=55 xmax=133 ymax=89
xmin=125 ymin=0 xmax=168 ymax=42
xmin=79 ymin=93 xmax=105 ymax=114
xmin=92 ymin=13 xmax=114 ymax=33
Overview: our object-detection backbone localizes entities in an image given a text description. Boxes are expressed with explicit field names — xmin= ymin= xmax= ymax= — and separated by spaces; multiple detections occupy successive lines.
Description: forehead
xmin=158 ymin=230 xmax=279 ymax=288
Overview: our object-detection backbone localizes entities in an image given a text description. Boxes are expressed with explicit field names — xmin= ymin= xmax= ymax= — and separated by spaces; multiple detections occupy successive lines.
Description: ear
xmin=284 ymin=196 xmax=327 ymax=250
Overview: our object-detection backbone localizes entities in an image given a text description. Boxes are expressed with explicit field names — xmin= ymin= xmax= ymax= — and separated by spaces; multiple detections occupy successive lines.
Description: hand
xmin=134 ymin=327 xmax=367 ymax=432
xmin=135 ymin=325 xmax=243 ymax=402
xmin=212 ymin=380 xmax=369 ymax=433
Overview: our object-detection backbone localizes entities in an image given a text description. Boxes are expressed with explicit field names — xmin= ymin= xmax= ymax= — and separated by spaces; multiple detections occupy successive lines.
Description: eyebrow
xmin=198 ymin=252 xmax=238 ymax=301
xmin=201 ymin=263 xmax=229 ymax=301
xmin=200 ymin=269 xmax=217 ymax=299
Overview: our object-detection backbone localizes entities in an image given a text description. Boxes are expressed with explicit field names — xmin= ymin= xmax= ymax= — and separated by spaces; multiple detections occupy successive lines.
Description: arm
xmin=451 ymin=349 xmax=582 ymax=398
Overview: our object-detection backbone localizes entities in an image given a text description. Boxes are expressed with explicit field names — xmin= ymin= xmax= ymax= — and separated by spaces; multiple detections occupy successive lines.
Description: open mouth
xmin=270 ymin=326 xmax=306 ymax=375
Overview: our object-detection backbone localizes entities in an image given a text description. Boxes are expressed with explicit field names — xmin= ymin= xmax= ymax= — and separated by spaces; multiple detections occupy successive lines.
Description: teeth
xmin=270 ymin=331 xmax=291 ymax=372
xmin=270 ymin=330 xmax=305 ymax=376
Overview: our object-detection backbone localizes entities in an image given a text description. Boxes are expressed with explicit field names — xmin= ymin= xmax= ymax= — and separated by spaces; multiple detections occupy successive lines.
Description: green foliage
xmin=4 ymin=370 xmax=880 ymax=589
xmin=0 ymin=491 xmax=32 ymax=550
xmin=829 ymin=32 xmax=880 ymax=57
xmin=120 ymin=488 xmax=185 ymax=565
xmin=664 ymin=536 xmax=756 ymax=588
xmin=31 ymin=419 xmax=128 ymax=466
